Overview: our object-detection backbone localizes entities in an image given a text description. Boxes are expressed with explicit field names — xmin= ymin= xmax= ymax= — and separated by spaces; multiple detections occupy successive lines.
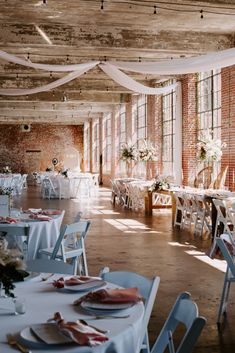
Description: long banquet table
xmin=0 ymin=277 xmax=144 ymax=353
xmin=0 ymin=210 xmax=65 ymax=259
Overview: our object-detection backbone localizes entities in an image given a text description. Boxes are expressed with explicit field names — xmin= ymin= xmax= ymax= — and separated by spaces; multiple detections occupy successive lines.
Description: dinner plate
xmin=80 ymin=300 xmax=134 ymax=314
xmin=19 ymin=323 xmax=74 ymax=348
xmin=63 ymin=279 xmax=107 ymax=292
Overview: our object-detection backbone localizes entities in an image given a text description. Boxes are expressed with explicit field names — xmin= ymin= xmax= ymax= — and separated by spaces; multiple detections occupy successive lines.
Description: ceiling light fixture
xmin=200 ymin=9 xmax=204 ymax=19
xmin=153 ymin=5 xmax=157 ymax=14
xmin=101 ymin=0 xmax=104 ymax=10
xmin=43 ymin=0 xmax=47 ymax=4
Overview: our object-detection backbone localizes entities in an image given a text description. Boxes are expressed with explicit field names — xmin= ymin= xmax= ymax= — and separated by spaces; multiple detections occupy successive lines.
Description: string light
xmin=84 ymin=0 xmax=235 ymax=17
xmin=66 ymin=55 xmax=69 ymax=62
xmin=43 ymin=0 xmax=47 ymax=4
xmin=200 ymin=9 xmax=204 ymax=19
xmin=50 ymin=71 xmax=53 ymax=78
xmin=153 ymin=5 xmax=157 ymax=14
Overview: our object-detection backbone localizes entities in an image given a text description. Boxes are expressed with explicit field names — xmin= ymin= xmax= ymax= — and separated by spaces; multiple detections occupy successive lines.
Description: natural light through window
xmin=105 ymin=219 xmax=161 ymax=234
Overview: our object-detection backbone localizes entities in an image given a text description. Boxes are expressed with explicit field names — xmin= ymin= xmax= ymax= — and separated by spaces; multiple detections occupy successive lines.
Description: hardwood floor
xmin=14 ymin=185 xmax=235 ymax=353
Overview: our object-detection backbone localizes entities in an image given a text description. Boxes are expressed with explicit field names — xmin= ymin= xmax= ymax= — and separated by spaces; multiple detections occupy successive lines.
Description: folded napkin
xmin=48 ymin=312 xmax=108 ymax=346
xmin=53 ymin=276 xmax=98 ymax=289
xmin=29 ymin=214 xmax=53 ymax=221
xmin=74 ymin=287 xmax=143 ymax=305
xmin=0 ymin=216 xmax=19 ymax=224
xmin=41 ymin=209 xmax=62 ymax=216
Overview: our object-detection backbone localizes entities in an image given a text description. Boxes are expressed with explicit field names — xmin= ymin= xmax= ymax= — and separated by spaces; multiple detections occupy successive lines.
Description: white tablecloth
xmin=0 ymin=174 xmax=21 ymax=188
xmin=0 ymin=211 xmax=65 ymax=259
xmin=0 ymin=278 xmax=144 ymax=353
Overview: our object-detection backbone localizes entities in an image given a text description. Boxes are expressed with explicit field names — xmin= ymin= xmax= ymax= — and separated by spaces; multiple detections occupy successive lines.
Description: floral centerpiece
xmin=2 ymin=166 xmax=11 ymax=174
xmin=120 ymin=143 xmax=138 ymax=163
xmin=0 ymin=238 xmax=28 ymax=297
xmin=149 ymin=176 xmax=170 ymax=192
xmin=138 ymin=140 xmax=158 ymax=162
xmin=197 ymin=132 xmax=226 ymax=162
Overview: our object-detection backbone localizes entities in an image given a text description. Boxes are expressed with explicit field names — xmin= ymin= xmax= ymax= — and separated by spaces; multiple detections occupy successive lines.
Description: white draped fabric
xmin=99 ymin=63 xmax=178 ymax=94
xmin=1 ymin=47 xmax=235 ymax=95
xmin=0 ymin=64 xmax=97 ymax=96
xmin=111 ymin=47 xmax=235 ymax=75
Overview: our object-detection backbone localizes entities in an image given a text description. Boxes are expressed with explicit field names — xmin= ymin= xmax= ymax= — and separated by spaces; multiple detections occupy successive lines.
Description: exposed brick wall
xmin=221 ymin=66 xmax=235 ymax=191
xmin=182 ymin=74 xmax=197 ymax=185
xmin=0 ymin=124 xmax=83 ymax=174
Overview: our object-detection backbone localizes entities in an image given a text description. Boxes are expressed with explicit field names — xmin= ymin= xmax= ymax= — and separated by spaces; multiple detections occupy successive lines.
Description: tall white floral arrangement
xmin=138 ymin=140 xmax=158 ymax=162
xmin=120 ymin=143 xmax=138 ymax=163
xmin=197 ymin=132 xmax=226 ymax=162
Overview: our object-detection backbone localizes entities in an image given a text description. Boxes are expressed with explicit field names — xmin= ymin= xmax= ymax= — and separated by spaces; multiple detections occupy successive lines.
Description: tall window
xmin=83 ymin=122 xmax=90 ymax=171
xmin=92 ymin=119 xmax=99 ymax=173
xmin=197 ymin=70 xmax=221 ymax=140
xmin=103 ymin=114 xmax=112 ymax=173
xmin=115 ymin=105 xmax=126 ymax=175
xmin=162 ymin=88 xmax=176 ymax=175
xmin=136 ymin=95 xmax=147 ymax=148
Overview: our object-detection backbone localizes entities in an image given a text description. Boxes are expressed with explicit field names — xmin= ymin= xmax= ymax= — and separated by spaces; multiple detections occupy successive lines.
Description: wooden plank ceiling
xmin=0 ymin=0 xmax=235 ymax=125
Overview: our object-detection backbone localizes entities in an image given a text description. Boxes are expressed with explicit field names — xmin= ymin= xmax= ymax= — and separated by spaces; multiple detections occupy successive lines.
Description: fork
xmin=6 ymin=334 xmax=32 ymax=353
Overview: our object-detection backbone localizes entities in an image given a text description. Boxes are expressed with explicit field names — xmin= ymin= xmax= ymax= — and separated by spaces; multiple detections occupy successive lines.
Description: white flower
xmin=197 ymin=132 xmax=226 ymax=162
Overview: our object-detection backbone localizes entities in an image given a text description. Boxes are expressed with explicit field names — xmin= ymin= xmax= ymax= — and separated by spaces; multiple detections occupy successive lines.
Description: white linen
xmin=0 ymin=279 xmax=144 ymax=353
xmin=1 ymin=211 xmax=65 ymax=259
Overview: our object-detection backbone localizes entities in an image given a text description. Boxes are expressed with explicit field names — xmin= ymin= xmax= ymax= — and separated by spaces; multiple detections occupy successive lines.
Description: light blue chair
xmin=151 ymin=292 xmax=206 ymax=353
xmin=100 ymin=268 xmax=160 ymax=353
xmin=26 ymin=259 xmax=74 ymax=275
xmin=215 ymin=233 xmax=235 ymax=326
xmin=39 ymin=220 xmax=91 ymax=276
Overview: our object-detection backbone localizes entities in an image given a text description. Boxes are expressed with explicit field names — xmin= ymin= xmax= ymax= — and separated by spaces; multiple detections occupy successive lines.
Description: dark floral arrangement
xmin=0 ymin=238 xmax=28 ymax=297
xmin=0 ymin=187 xmax=13 ymax=196
xmin=149 ymin=176 xmax=170 ymax=192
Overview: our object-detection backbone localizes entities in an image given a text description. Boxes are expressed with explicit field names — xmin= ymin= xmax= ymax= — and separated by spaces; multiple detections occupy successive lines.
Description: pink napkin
xmin=29 ymin=214 xmax=53 ymax=221
xmin=0 ymin=216 xmax=19 ymax=224
xmin=74 ymin=287 xmax=143 ymax=305
xmin=48 ymin=312 xmax=108 ymax=346
xmin=53 ymin=276 xmax=97 ymax=289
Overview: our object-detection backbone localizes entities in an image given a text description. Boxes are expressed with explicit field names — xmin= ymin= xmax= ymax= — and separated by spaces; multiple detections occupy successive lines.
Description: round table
xmin=0 ymin=277 xmax=144 ymax=353
xmin=0 ymin=210 xmax=65 ymax=259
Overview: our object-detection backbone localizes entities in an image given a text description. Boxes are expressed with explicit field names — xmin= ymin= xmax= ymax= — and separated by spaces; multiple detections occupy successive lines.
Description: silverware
xmin=86 ymin=314 xmax=130 ymax=320
xmin=41 ymin=273 xmax=54 ymax=281
xmin=78 ymin=319 xmax=109 ymax=333
xmin=6 ymin=334 xmax=32 ymax=353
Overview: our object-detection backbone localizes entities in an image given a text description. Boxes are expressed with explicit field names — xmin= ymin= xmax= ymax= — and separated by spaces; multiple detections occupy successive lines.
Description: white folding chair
xmin=215 ymin=234 xmax=235 ymax=326
xmin=151 ymin=292 xmax=206 ymax=353
xmin=174 ymin=192 xmax=185 ymax=227
xmin=41 ymin=177 xmax=58 ymax=199
xmin=40 ymin=220 xmax=91 ymax=276
xmin=100 ymin=268 xmax=160 ymax=353
xmin=193 ymin=194 xmax=212 ymax=237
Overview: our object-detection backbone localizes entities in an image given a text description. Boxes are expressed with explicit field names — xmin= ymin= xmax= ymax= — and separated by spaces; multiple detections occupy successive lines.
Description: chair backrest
xmin=101 ymin=269 xmax=160 ymax=351
xmin=216 ymin=234 xmax=235 ymax=278
xmin=51 ymin=220 xmax=91 ymax=260
xmin=0 ymin=224 xmax=30 ymax=237
xmin=213 ymin=165 xmax=228 ymax=190
xmin=26 ymin=259 xmax=74 ymax=274
xmin=194 ymin=166 xmax=213 ymax=189
xmin=151 ymin=292 xmax=206 ymax=353
xmin=42 ymin=177 xmax=56 ymax=192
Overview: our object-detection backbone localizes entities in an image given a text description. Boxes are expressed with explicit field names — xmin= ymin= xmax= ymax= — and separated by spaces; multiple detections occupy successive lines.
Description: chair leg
xmin=217 ymin=270 xmax=230 ymax=324
xmin=141 ymin=331 xmax=150 ymax=353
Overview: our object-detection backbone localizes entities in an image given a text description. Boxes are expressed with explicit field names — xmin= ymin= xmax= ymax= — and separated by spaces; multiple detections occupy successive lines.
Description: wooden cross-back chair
xmin=212 ymin=165 xmax=228 ymax=190
xmin=194 ymin=166 xmax=213 ymax=189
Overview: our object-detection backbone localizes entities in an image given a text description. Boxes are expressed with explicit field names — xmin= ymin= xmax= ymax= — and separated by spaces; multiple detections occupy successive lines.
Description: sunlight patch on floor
xmin=169 ymin=241 xmax=227 ymax=273
xmin=104 ymin=218 xmax=159 ymax=234
xmin=90 ymin=209 xmax=121 ymax=215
